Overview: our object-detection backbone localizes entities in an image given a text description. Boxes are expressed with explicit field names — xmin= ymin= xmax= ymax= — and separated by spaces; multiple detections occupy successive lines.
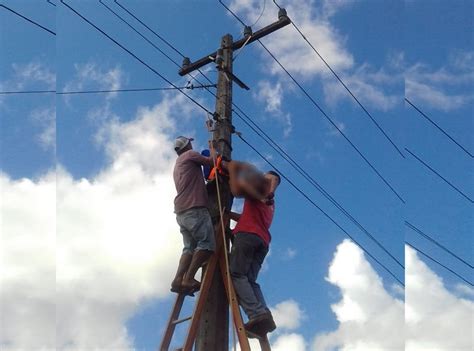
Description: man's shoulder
xmin=177 ymin=150 xmax=198 ymax=160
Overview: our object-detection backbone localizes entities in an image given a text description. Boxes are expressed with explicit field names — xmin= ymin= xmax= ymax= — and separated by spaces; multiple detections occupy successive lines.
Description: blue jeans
xmin=230 ymin=232 xmax=269 ymax=320
xmin=176 ymin=207 xmax=215 ymax=254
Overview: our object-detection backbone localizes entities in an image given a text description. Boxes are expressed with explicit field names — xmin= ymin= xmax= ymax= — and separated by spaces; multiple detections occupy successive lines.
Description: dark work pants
xmin=229 ymin=232 xmax=269 ymax=320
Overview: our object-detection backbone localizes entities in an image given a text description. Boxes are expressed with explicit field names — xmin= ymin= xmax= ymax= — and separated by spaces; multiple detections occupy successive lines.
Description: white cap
xmin=174 ymin=136 xmax=194 ymax=152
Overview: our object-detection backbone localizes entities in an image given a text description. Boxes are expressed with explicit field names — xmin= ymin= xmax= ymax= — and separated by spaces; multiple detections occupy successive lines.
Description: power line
xmin=114 ymin=0 xmax=185 ymax=59
xmin=111 ymin=4 xmax=403 ymax=270
xmin=46 ymin=0 xmax=56 ymax=7
xmin=249 ymin=0 xmax=266 ymax=28
xmin=0 ymin=90 xmax=55 ymax=95
xmin=270 ymin=0 xmax=404 ymax=158
xmin=406 ymin=242 xmax=473 ymax=286
xmin=99 ymin=0 xmax=181 ymax=70
xmin=237 ymin=133 xmax=404 ymax=286
xmin=232 ymin=108 xmax=404 ymax=269
xmin=258 ymin=40 xmax=405 ymax=203
xmin=0 ymin=85 xmax=216 ymax=96
xmin=217 ymin=1 xmax=404 ymax=203
xmin=103 ymin=0 xmax=405 ymax=281
xmin=405 ymin=148 xmax=473 ymax=203
xmin=219 ymin=0 xmax=246 ymax=26
xmin=57 ymin=84 xmax=216 ymax=95
xmin=405 ymin=221 xmax=473 ymax=269
xmin=0 ymin=4 xmax=56 ymax=35
xmin=59 ymin=0 xmax=213 ymax=115
xmin=105 ymin=0 xmax=216 ymax=99
xmin=405 ymin=98 xmax=473 ymax=158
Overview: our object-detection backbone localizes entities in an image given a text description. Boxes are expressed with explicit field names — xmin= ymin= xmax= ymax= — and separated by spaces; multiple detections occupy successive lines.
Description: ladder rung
xmin=172 ymin=315 xmax=193 ymax=325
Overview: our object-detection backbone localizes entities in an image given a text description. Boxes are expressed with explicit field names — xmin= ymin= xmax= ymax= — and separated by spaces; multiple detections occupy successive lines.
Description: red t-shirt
xmin=233 ymin=198 xmax=274 ymax=246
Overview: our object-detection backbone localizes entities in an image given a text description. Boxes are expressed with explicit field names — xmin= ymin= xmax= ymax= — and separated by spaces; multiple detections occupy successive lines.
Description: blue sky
xmin=1 ymin=1 xmax=472 ymax=350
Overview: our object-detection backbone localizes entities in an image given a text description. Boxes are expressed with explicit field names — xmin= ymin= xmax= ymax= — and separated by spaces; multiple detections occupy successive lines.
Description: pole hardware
xmin=278 ymin=7 xmax=288 ymax=20
xmin=182 ymin=57 xmax=191 ymax=69
xmin=243 ymin=25 xmax=252 ymax=37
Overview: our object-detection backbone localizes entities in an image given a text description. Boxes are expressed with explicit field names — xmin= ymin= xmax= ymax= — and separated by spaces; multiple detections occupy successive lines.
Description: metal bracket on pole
xmin=221 ymin=69 xmax=249 ymax=90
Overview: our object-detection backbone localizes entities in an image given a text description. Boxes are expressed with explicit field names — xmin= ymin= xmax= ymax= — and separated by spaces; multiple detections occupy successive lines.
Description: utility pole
xmin=178 ymin=9 xmax=290 ymax=351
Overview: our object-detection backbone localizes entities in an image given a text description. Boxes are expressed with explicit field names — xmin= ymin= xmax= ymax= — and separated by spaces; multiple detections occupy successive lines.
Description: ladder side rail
xmin=218 ymin=250 xmax=251 ymax=351
xmin=159 ymin=293 xmax=186 ymax=351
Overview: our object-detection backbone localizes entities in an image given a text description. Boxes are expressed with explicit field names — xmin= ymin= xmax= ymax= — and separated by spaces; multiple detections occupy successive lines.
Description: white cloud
xmin=255 ymin=80 xmax=284 ymax=113
xmin=454 ymin=283 xmax=474 ymax=299
xmin=1 ymin=93 xmax=202 ymax=350
xmin=272 ymin=333 xmax=307 ymax=351
xmin=271 ymin=299 xmax=305 ymax=330
xmin=30 ymin=107 xmax=56 ymax=151
xmin=10 ymin=62 xmax=56 ymax=90
xmin=405 ymin=246 xmax=474 ymax=351
xmin=254 ymin=80 xmax=293 ymax=137
xmin=230 ymin=0 xmax=354 ymax=79
xmin=405 ymin=79 xmax=472 ymax=112
xmin=0 ymin=173 xmax=56 ymax=351
xmin=320 ymin=0 xmax=355 ymax=19
xmin=284 ymin=247 xmax=297 ymax=260
xmin=326 ymin=120 xmax=346 ymax=137
xmin=323 ymin=61 xmax=402 ymax=111
xmin=0 ymin=60 xmax=56 ymax=112
xmin=405 ymin=51 xmax=474 ymax=111
xmin=230 ymin=0 xmax=401 ymax=119
xmin=313 ymin=239 xmax=404 ymax=351
xmin=63 ymin=62 xmax=123 ymax=99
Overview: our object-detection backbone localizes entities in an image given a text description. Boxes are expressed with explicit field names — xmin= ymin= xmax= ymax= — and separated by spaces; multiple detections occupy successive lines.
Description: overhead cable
xmin=237 ymin=133 xmax=405 ymax=287
xmin=405 ymin=221 xmax=473 ymax=269
xmin=0 ymin=85 xmax=216 ymax=96
xmin=216 ymin=0 xmax=404 ymax=203
xmin=270 ymin=0 xmax=404 ymax=158
xmin=60 ymin=0 xmax=212 ymax=115
xmin=406 ymin=242 xmax=473 ymax=286
xmin=405 ymin=98 xmax=473 ymax=158
xmin=405 ymin=148 xmax=473 ymax=203
xmin=258 ymin=40 xmax=405 ymax=203
xmin=0 ymin=4 xmax=56 ymax=35
xmin=112 ymin=3 xmax=403 ymax=270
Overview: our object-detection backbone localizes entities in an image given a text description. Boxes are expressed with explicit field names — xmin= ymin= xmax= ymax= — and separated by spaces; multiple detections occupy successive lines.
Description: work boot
xmin=245 ymin=311 xmax=276 ymax=337
xmin=170 ymin=253 xmax=193 ymax=294
xmin=181 ymin=250 xmax=213 ymax=294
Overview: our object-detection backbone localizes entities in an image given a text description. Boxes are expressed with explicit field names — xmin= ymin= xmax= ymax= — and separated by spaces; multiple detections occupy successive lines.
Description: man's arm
xmin=188 ymin=150 xmax=213 ymax=167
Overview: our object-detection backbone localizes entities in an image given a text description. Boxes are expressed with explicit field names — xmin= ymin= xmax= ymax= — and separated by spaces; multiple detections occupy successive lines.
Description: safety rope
xmin=206 ymin=115 xmax=238 ymax=351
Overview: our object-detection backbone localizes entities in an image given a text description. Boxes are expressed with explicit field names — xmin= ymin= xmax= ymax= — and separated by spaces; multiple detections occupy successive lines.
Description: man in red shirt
xmin=229 ymin=170 xmax=281 ymax=338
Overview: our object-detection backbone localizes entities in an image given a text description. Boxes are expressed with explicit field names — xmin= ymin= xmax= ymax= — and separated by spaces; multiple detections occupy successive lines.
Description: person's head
xmin=174 ymin=136 xmax=194 ymax=155
xmin=264 ymin=170 xmax=281 ymax=194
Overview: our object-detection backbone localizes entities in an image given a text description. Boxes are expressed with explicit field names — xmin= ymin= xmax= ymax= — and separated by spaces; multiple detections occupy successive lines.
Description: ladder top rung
xmin=172 ymin=315 xmax=193 ymax=325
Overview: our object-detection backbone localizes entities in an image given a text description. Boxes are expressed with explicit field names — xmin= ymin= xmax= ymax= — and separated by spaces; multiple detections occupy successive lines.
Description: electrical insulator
xmin=243 ymin=25 xmax=252 ymax=37
xmin=182 ymin=57 xmax=190 ymax=68
xmin=278 ymin=8 xmax=287 ymax=20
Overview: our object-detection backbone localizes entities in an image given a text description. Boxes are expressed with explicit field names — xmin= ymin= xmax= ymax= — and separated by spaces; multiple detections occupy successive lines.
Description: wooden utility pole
xmin=195 ymin=33 xmax=234 ymax=351
xmin=178 ymin=8 xmax=290 ymax=351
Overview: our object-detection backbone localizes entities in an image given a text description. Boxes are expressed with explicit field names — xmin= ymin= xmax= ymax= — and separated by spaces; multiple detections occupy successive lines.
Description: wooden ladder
xmin=159 ymin=220 xmax=271 ymax=351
